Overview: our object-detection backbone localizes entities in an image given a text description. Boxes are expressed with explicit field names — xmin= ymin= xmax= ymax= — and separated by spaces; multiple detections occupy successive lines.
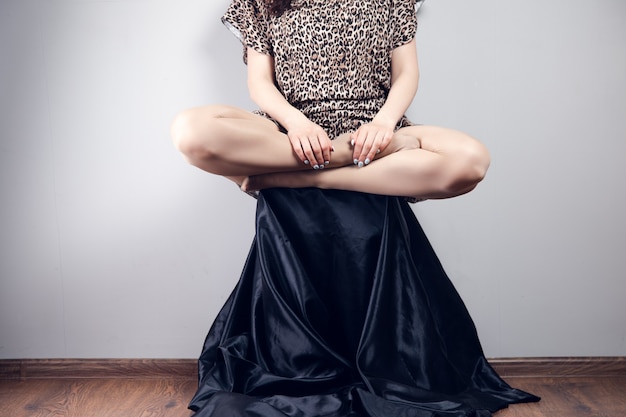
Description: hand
xmin=287 ymin=120 xmax=333 ymax=169
xmin=350 ymin=121 xmax=394 ymax=167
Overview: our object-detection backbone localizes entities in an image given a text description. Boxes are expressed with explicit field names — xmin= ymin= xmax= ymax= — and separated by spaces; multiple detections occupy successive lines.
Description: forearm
xmin=246 ymin=47 xmax=332 ymax=167
xmin=248 ymin=79 xmax=309 ymax=131
xmin=246 ymin=48 xmax=310 ymax=131
xmin=373 ymin=39 xmax=420 ymax=128
xmin=374 ymin=73 xmax=419 ymax=128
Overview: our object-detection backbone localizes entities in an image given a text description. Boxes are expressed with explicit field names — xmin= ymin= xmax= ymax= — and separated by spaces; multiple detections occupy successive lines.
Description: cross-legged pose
xmin=172 ymin=1 xmax=540 ymax=416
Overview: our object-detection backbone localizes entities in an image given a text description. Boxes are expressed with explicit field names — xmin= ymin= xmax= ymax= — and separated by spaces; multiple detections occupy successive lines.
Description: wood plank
xmin=1 ymin=376 xmax=625 ymax=417
xmin=0 ymin=378 xmax=197 ymax=417
xmin=0 ymin=359 xmax=197 ymax=380
xmin=1 ymin=357 xmax=625 ymax=417
xmin=490 ymin=357 xmax=626 ymax=378
xmin=497 ymin=376 xmax=626 ymax=417
xmin=2 ymin=357 xmax=624 ymax=380
xmin=1 ymin=362 xmax=625 ymax=416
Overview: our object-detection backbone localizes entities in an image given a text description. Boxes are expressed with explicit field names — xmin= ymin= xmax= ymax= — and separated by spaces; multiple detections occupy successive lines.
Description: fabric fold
xmin=189 ymin=188 xmax=538 ymax=416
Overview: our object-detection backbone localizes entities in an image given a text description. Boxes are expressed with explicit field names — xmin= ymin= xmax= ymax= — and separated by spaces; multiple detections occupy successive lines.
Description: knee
xmin=463 ymin=139 xmax=491 ymax=183
xmin=441 ymin=138 xmax=491 ymax=195
xmin=170 ymin=107 xmax=220 ymax=162
xmin=171 ymin=109 xmax=198 ymax=155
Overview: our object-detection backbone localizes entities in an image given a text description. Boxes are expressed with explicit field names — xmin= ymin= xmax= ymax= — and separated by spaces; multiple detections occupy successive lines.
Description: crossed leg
xmin=172 ymin=105 xmax=352 ymax=176
xmin=244 ymin=125 xmax=490 ymax=199
xmin=171 ymin=105 xmax=490 ymax=200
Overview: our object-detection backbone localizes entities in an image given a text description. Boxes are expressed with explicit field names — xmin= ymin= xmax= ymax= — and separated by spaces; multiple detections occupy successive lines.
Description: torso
xmin=269 ymin=0 xmax=394 ymax=106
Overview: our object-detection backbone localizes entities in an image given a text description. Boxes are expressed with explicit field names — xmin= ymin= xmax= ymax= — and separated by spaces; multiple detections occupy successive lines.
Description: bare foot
xmin=226 ymin=175 xmax=247 ymax=186
xmin=240 ymin=131 xmax=421 ymax=193
xmin=377 ymin=132 xmax=421 ymax=158
xmin=327 ymin=132 xmax=355 ymax=167
xmin=240 ymin=176 xmax=254 ymax=192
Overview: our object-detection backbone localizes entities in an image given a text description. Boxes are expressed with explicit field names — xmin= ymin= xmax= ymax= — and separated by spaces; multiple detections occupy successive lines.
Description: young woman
xmin=172 ymin=1 xmax=540 ymax=416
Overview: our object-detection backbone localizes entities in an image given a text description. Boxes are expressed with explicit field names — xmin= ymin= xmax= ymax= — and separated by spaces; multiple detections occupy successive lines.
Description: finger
xmin=365 ymin=131 xmax=389 ymax=165
xmin=300 ymin=139 xmax=320 ymax=169
xmin=378 ymin=131 xmax=393 ymax=154
xmin=357 ymin=131 xmax=378 ymax=167
xmin=352 ymin=128 xmax=367 ymax=165
xmin=307 ymin=136 xmax=325 ymax=168
xmin=288 ymin=134 xmax=309 ymax=165
xmin=319 ymin=132 xmax=333 ymax=166
xmin=354 ymin=127 xmax=378 ymax=161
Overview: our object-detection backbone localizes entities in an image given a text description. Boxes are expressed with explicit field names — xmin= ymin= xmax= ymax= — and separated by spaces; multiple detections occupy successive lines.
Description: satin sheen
xmin=189 ymin=188 xmax=539 ymax=416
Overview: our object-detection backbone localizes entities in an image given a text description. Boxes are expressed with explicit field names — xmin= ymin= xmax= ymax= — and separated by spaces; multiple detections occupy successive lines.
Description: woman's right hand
xmin=287 ymin=120 xmax=333 ymax=169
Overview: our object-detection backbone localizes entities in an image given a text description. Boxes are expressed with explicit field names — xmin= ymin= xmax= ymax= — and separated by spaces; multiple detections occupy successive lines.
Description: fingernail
xmin=376 ymin=149 xmax=381 ymax=154
xmin=351 ymin=139 xmax=355 ymax=146
xmin=353 ymin=159 xmax=359 ymax=165
xmin=313 ymin=164 xmax=320 ymax=170
xmin=304 ymin=159 xmax=310 ymax=165
xmin=331 ymin=146 xmax=335 ymax=152
xmin=365 ymin=158 xmax=371 ymax=165
xmin=358 ymin=161 xmax=364 ymax=168
xmin=324 ymin=161 xmax=330 ymax=165
xmin=319 ymin=165 xmax=325 ymax=170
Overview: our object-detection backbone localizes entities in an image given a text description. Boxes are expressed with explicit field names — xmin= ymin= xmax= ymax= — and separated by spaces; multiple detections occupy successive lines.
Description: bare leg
xmin=244 ymin=126 xmax=491 ymax=200
xmin=170 ymin=105 xmax=354 ymax=177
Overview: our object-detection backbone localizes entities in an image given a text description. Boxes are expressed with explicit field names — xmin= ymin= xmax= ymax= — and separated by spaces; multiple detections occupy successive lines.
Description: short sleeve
xmin=221 ymin=0 xmax=272 ymax=62
xmin=391 ymin=0 xmax=420 ymax=49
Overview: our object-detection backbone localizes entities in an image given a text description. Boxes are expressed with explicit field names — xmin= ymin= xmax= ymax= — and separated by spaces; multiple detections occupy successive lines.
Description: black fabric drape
xmin=189 ymin=188 xmax=539 ymax=417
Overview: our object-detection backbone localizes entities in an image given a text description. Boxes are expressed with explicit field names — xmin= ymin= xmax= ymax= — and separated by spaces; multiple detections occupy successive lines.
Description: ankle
xmin=329 ymin=133 xmax=356 ymax=167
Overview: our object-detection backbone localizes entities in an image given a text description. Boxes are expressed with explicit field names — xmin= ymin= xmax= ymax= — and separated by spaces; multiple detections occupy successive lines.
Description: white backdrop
xmin=1 ymin=0 xmax=625 ymax=359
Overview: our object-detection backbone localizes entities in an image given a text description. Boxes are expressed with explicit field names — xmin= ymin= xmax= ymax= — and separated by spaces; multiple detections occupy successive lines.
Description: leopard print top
xmin=222 ymin=0 xmax=419 ymax=139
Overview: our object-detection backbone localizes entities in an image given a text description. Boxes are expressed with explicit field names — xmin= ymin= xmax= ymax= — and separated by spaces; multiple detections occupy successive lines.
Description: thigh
xmin=181 ymin=104 xmax=281 ymax=134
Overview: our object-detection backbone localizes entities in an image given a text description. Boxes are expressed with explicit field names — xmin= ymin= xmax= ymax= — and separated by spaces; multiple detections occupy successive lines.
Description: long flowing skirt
xmin=189 ymin=188 xmax=539 ymax=417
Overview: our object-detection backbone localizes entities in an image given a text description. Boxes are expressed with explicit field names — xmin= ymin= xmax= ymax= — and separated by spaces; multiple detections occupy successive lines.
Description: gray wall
xmin=0 ymin=0 xmax=624 ymax=359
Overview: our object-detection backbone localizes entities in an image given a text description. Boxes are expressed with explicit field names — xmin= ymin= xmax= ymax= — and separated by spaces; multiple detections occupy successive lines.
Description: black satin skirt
xmin=189 ymin=188 xmax=539 ymax=417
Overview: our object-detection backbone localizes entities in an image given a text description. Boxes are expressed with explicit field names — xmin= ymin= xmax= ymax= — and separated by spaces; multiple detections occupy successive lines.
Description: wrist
xmin=282 ymin=110 xmax=311 ymax=132
xmin=372 ymin=113 xmax=397 ymax=130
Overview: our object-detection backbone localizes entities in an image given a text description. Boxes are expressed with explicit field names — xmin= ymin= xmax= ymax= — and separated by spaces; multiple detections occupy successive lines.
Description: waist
xmin=293 ymin=98 xmax=386 ymax=117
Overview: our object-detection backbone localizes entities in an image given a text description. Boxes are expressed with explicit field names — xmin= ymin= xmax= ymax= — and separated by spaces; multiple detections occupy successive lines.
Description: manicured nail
xmin=331 ymin=146 xmax=335 ymax=152
xmin=353 ymin=159 xmax=359 ymax=165
xmin=304 ymin=159 xmax=310 ymax=165
xmin=365 ymin=158 xmax=371 ymax=165
xmin=358 ymin=161 xmax=364 ymax=168
xmin=313 ymin=164 xmax=320 ymax=170
xmin=324 ymin=161 xmax=330 ymax=165
xmin=376 ymin=149 xmax=381 ymax=154
xmin=351 ymin=139 xmax=355 ymax=146
xmin=319 ymin=165 xmax=325 ymax=170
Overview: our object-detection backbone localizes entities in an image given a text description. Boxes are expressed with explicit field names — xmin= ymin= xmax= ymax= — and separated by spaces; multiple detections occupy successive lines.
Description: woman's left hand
xmin=350 ymin=121 xmax=395 ymax=167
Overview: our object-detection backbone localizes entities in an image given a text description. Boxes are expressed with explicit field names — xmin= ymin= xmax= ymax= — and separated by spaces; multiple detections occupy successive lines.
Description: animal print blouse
xmin=222 ymin=0 xmax=419 ymax=138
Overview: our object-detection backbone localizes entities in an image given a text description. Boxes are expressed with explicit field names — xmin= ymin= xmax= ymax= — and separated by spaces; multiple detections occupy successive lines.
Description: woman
xmin=172 ymin=0 xmax=540 ymax=416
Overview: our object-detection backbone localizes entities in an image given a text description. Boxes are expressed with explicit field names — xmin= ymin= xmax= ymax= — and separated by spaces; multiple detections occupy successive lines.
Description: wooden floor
xmin=1 ymin=358 xmax=624 ymax=417
xmin=0 ymin=378 xmax=196 ymax=417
